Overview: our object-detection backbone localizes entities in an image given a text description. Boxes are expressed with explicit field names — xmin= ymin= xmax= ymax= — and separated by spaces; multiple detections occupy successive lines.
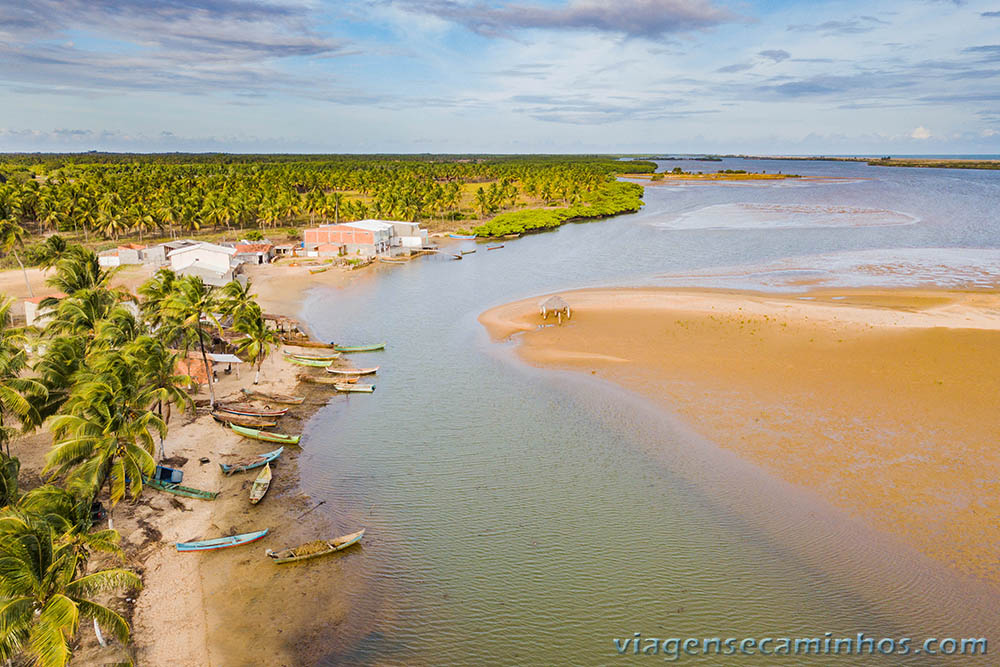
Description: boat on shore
xmin=448 ymin=233 xmax=477 ymax=239
xmin=380 ymin=256 xmax=409 ymax=264
xmin=240 ymin=388 xmax=304 ymax=405
xmin=216 ymin=404 xmax=289 ymax=418
xmin=176 ymin=529 xmax=269 ymax=552
xmin=326 ymin=366 xmax=379 ymax=376
xmin=297 ymin=373 xmax=342 ymax=385
xmin=503 ymin=233 xmax=520 ymax=239
xmin=280 ymin=337 xmax=337 ymax=349
xmin=250 ymin=463 xmax=272 ymax=505
xmin=308 ymin=267 xmax=328 ymax=274
xmin=285 ymin=355 xmax=333 ymax=368
xmin=266 ymin=529 xmax=366 ymax=564
xmin=336 ymin=383 xmax=375 ymax=393
xmin=212 ymin=411 xmax=277 ymax=429
xmin=230 ymin=423 xmax=301 ymax=445
xmin=286 ymin=351 xmax=341 ymax=361
xmin=143 ymin=476 xmax=219 ymax=500
xmin=220 ymin=447 xmax=284 ymax=475
xmin=487 ymin=244 xmax=504 ymax=250
xmin=334 ymin=343 xmax=386 ymax=353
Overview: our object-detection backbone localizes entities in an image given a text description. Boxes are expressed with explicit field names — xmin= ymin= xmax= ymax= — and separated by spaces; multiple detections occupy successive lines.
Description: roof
xmin=234 ymin=243 xmax=274 ymax=253
xmin=342 ymin=220 xmax=394 ymax=233
xmin=539 ymin=295 xmax=569 ymax=311
xmin=177 ymin=265 xmax=230 ymax=280
xmin=117 ymin=243 xmax=147 ymax=250
xmin=207 ymin=353 xmax=243 ymax=364
xmin=168 ymin=242 xmax=237 ymax=258
xmin=25 ymin=292 xmax=67 ymax=304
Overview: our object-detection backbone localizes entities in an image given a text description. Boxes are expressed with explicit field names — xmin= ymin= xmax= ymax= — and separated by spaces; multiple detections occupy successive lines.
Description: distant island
xmin=731 ymin=155 xmax=1000 ymax=170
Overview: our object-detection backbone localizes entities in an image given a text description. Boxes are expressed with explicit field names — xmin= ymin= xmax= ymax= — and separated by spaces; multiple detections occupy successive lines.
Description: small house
xmin=168 ymin=242 xmax=237 ymax=286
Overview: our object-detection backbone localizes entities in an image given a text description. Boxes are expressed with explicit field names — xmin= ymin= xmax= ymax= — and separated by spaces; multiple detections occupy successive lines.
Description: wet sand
xmin=480 ymin=287 xmax=1000 ymax=583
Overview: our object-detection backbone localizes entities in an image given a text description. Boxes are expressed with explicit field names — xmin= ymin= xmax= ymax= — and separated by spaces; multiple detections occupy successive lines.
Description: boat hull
xmin=326 ymin=366 xmax=379 ymax=376
xmin=250 ymin=463 xmax=271 ymax=505
xmin=212 ymin=411 xmax=277 ymax=428
xmin=177 ymin=529 xmax=269 ymax=551
xmin=333 ymin=343 xmax=386 ymax=353
xmin=336 ymin=383 xmax=375 ymax=393
xmin=240 ymin=389 xmax=305 ymax=405
xmin=266 ymin=529 xmax=365 ymax=563
xmin=217 ymin=404 xmax=289 ymax=418
xmin=144 ymin=477 xmax=219 ymax=500
xmin=285 ymin=355 xmax=333 ymax=368
xmin=230 ymin=423 xmax=301 ymax=445
xmin=220 ymin=447 xmax=284 ymax=475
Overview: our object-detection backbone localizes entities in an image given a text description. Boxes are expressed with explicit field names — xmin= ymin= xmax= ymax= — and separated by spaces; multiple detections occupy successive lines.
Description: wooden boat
xmin=217 ymin=403 xmax=289 ymax=419
xmin=379 ymin=256 xmax=409 ymax=264
xmin=460 ymin=249 xmax=476 ymax=255
xmin=176 ymin=529 xmax=269 ymax=552
xmin=266 ymin=528 xmax=365 ymax=564
xmin=448 ymin=233 xmax=477 ymax=239
xmin=503 ymin=233 xmax=520 ymax=239
xmin=308 ymin=267 xmax=328 ymax=274
xmin=333 ymin=343 xmax=386 ymax=353
xmin=297 ymin=373 xmax=342 ymax=385
xmin=286 ymin=351 xmax=341 ymax=361
xmin=220 ymin=447 xmax=284 ymax=475
xmin=143 ymin=476 xmax=219 ymax=500
xmin=212 ymin=411 xmax=277 ymax=429
xmin=230 ymin=423 xmax=301 ymax=445
xmin=285 ymin=355 xmax=333 ymax=368
xmin=336 ymin=383 xmax=375 ymax=393
xmin=325 ymin=366 xmax=379 ymax=376
xmin=451 ymin=254 xmax=463 ymax=260
xmin=487 ymin=244 xmax=504 ymax=250
xmin=279 ymin=337 xmax=337 ymax=349
xmin=240 ymin=388 xmax=304 ymax=405
xmin=249 ymin=463 xmax=272 ymax=505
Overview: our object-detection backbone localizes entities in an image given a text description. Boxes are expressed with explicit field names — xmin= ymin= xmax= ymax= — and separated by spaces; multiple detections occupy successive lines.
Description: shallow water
xmin=291 ymin=159 xmax=1000 ymax=664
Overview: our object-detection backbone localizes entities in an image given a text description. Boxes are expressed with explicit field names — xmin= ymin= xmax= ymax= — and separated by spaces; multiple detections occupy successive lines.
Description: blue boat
xmin=219 ymin=447 xmax=284 ymax=475
xmin=447 ymin=233 xmax=477 ymax=239
xmin=176 ymin=529 xmax=269 ymax=552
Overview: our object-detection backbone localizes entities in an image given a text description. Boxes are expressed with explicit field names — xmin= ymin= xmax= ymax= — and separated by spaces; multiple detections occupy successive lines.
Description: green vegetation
xmin=866 ymin=158 xmax=1000 ymax=170
xmin=471 ymin=181 xmax=644 ymax=237
xmin=0 ymin=155 xmax=648 ymax=255
xmin=0 ymin=235 xmax=277 ymax=664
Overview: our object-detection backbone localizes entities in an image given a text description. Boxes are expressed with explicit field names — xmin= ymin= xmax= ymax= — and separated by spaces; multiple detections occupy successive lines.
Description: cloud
xmin=911 ymin=125 xmax=931 ymax=139
xmin=387 ymin=0 xmax=738 ymax=39
xmin=716 ymin=62 xmax=753 ymax=73
xmin=787 ymin=16 xmax=889 ymax=35
xmin=983 ymin=11 xmax=1000 ymax=17
xmin=758 ymin=49 xmax=790 ymax=63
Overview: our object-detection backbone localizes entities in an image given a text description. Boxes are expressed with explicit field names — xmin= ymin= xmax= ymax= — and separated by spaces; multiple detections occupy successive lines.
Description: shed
xmin=539 ymin=296 xmax=571 ymax=323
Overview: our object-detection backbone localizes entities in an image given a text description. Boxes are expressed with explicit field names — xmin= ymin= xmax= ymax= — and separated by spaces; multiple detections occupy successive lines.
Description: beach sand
xmin=480 ymin=287 xmax=1000 ymax=583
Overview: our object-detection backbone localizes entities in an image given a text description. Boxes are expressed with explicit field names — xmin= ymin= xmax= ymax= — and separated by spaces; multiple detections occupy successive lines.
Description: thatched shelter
xmin=539 ymin=295 xmax=571 ymax=323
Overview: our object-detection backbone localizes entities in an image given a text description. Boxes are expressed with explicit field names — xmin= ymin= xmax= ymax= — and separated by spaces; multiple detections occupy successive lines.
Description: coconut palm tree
xmin=126 ymin=336 xmax=192 ymax=458
xmin=0 ymin=297 xmax=46 ymax=456
xmin=0 ymin=217 xmax=33 ymax=297
xmin=160 ymin=275 xmax=221 ymax=407
xmin=218 ymin=278 xmax=257 ymax=325
xmin=46 ymin=247 xmax=115 ymax=296
xmin=232 ymin=310 xmax=277 ymax=385
xmin=137 ymin=267 xmax=177 ymax=331
xmin=0 ymin=511 xmax=139 ymax=666
xmin=35 ymin=236 xmax=70 ymax=272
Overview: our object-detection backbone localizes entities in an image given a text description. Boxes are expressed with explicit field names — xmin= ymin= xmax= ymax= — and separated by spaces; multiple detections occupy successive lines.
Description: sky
xmin=1 ymin=0 xmax=999 ymax=154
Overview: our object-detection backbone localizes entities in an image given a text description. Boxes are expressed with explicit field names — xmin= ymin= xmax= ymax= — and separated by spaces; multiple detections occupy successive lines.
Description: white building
xmin=167 ymin=242 xmax=237 ymax=286
xmin=389 ymin=221 xmax=429 ymax=250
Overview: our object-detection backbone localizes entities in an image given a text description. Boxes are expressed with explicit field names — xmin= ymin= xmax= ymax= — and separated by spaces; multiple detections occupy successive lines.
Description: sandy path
xmin=481 ymin=287 xmax=1000 ymax=583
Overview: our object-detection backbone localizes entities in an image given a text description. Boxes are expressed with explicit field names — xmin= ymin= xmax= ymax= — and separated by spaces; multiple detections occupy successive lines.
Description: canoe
xmin=451 ymin=254 xmax=463 ymax=260
xmin=308 ymin=267 xmax=328 ymax=274
xmin=266 ymin=528 xmax=365 ymax=564
xmin=286 ymin=351 xmax=341 ymax=361
xmin=503 ymin=233 xmax=520 ymax=239
xmin=461 ymin=249 xmax=476 ymax=255
xmin=487 ymin=245 xmax=504 ymax=250
xmin=448 ymin=233 xmax=477 ymax=239
xmin=297 ymin=373 xmax=342 ymax=385
xmin=220 ymin=447 xmax=284 ymax=475
xmin=250 ymin=463 xmax=272 ymax=505
xmin=240 ymin=388 xmax=304 ymax=405
xmin=176 ymin=529 xmax=269 ymax=552
xmin=379 ymin=256 xmax=409 ymax=264
xmin=230 ymin=423 xmax=301 ymax=445
xmin=325 ymin=366 xmax=379 ymax=376
xmin=212 ymin=411 xmax=277 ymax=429
xmin=280 ymin=338 xmax=337 ymax=349
xmin=333 ymin=343 xmax=386 ymax=353
xmin=285 ymin=355 xmax=333 ymax=368
xmin=336 ymin=383 xmax=375 ymax=393
xmin=143 ymin=476 xmax=219 ymax=500
xmin=216 ymin=403 xmax=289 ymax=418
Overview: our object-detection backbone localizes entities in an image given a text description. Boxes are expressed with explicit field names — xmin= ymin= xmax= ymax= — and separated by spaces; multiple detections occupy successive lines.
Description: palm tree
xmin=0 ymin=217 xmax=33 ymax=297
xmin=233 ymin=311 xmax=277 ymax=385
xmin=0 ymin=511 xmax=139 ymax=666
xmin=137 ymin=268 xmax=177 ymax=331
xmin=0 ymin=297 xmax=46 ymax=456
xmin=45 ymin=350 xmax=165 ymax=510
xmin=46 ymin=247 xmax=115 ymax=296
xmin=35 ymin=235 xmax=70 ymax=272
xmin=127 ymin=336 xmax=193 ymax=458
xmin=160 ymin=275 xmax=221 ymax=407
xmin=219 ymin=278 xmax=257 ymax=325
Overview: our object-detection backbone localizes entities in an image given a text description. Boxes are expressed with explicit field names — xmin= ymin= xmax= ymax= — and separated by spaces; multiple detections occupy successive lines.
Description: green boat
xmin=284 ymin=354 xmax=333 ymax=368
xmin=230 ymin=422 xmax=301 ymax=445
xmin=333 ymin=343 xmax=386 ymax=353
xmin=143 ymin=476 xmax=219 ymax=500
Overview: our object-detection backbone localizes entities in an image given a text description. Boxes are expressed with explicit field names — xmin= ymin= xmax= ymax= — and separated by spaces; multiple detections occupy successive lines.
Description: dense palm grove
xmin=0 ymin=241 xmax=275 ymax=665
xmin=0 ymin=155 xmax=653 ymax=246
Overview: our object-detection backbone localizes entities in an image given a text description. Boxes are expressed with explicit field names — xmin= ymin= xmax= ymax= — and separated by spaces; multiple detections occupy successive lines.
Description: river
xmin=293 ymin=158 xmax=1000 ymax=664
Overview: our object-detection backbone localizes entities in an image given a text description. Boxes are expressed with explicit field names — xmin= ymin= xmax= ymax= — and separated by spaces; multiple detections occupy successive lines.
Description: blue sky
xmin=1 ymin=0 xmax=999 ymax=153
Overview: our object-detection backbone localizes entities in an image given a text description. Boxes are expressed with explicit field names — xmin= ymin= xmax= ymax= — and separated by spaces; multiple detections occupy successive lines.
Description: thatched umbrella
xmin=539 ymin=295 xmax=571 ymax=323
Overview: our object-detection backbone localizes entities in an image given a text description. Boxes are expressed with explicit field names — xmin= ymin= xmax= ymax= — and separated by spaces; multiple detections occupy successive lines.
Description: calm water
xmin=293 ymin=159 xmax=1000 ymax=664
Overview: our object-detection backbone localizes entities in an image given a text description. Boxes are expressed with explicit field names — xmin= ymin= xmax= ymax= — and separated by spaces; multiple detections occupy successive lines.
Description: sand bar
xmin=481 ymin=287 xmax=1000 ymax=583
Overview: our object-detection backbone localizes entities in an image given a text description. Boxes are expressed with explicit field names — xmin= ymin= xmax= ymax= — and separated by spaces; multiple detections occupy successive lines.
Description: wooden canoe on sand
xmin=212 ymin=411 xmax=277 ymax=429
xmin=249 ymin=463 xmax=272 ymax=505
xmin=325 ymin=366 xmax=379 ymax=376
xmin=241 ymin=388 xmax=305 ymax=405
xmin=220 ymin=447 xmax=284 ymax=475
xmin=176 ymin=529 xmax=269 ymax=552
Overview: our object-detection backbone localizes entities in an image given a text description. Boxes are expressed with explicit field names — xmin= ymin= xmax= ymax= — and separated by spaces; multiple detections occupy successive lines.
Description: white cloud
xmin=910 ymin=125 xmax=932 ymax=139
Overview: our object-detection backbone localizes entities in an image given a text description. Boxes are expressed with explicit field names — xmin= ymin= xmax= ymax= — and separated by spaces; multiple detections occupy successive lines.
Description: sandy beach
xmin=481 ymin=287 xmax=1000 ymax=583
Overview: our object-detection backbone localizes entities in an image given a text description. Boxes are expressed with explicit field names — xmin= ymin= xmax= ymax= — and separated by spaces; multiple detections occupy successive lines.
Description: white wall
xmin=169 ymin=247 xmax=233 ymax=274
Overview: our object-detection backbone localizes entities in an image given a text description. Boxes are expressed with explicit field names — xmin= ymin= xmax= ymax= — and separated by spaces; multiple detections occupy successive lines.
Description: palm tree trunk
xmin=12 ymin=250 xmax=33 ymax=298
xmin=254 ymin=359 xmax=262 ymax=385
xmin=198 ymin=335 xmax=216 ymax=407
